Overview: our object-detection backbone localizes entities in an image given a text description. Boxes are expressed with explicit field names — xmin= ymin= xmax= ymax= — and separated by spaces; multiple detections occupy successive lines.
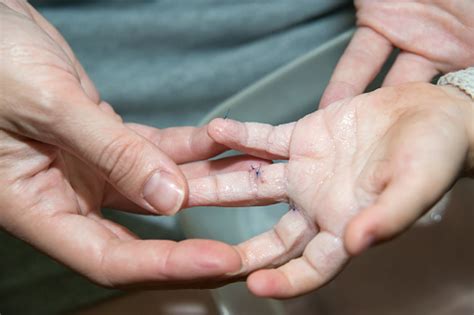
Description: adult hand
xmin=320 ymin=0 xmax=474 ymax=108
xmin=0 ymin=1 xmax=264 ymax=288
xmin=191 ymin=83 xmax=473 ymax=297
xmin=1 ymin=0 xmax=191 ymax=215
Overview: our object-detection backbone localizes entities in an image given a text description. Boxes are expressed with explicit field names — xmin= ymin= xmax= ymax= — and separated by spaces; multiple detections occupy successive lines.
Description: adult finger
xmin=102 ymin=155 xmax=272 ymax=213
xmin=20 ymin=213 xmax=242 ymax=287
xmin=208 ymin=118 xmax=294 ymax=160
xmin=382 ymin=52 xmax=438 ymax=86
xmin=320 ymin=27 xmax=392 ymax=108
xmin=6 ymin=88 xmax=188 ymax=215
xmin=186 ymin=163 xmax=288 ymax=207
xmin=247 ymin=232 xmax=348 ymax=298
xmin=127 ymin=123 xmax=227 ymax=164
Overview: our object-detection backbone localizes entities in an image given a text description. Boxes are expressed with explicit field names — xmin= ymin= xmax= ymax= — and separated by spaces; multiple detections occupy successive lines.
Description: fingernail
xmin=143 ymin=172 xmax=184 ymax=215
xmin=225 ymin=264 xmax=245 ymax=277
xmin=225 ymin=248 xmax=245 ymax=277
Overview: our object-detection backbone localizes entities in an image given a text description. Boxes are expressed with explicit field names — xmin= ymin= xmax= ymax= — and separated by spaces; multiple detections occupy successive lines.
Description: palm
xmin=203 ymin=83 xmax=472 ymax=297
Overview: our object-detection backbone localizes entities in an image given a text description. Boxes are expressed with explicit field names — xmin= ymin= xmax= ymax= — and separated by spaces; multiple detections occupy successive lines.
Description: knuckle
xmin=8 ymin=77 xmax=86 ymax=139
xmin=97 ymin=133 xmax=146 ymax=186
xmin=35 ymin=93 xmax=68 ymax=129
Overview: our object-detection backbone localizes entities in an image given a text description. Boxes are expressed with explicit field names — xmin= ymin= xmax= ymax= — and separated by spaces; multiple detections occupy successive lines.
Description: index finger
xmin=319 ymin=27 xmax=392 ymax=108
xmin=127 ymin=123 xmax=227 ymax=164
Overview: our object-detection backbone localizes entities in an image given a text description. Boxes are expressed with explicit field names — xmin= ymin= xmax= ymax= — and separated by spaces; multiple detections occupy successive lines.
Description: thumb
xmin=52 ymin=93 xmax=187 ymax=215
xmin=345 ymin=164 xmax=458 ymax=256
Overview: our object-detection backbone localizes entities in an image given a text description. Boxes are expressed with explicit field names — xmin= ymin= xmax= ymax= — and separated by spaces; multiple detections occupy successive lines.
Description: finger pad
xmin=248 ymin=270 xmax=288 ymax=298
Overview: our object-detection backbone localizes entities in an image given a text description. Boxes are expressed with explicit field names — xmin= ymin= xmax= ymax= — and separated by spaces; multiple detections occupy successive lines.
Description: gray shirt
xmin=36 ymin=0 xmax=354 ymax=127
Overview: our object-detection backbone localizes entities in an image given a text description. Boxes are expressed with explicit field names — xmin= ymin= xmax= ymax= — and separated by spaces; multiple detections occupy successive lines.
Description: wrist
xmin=439 ymin=85 xmax=474 ymax=177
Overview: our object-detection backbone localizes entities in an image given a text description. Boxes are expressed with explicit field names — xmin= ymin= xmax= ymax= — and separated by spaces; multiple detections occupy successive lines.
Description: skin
xmin=2 ymin=0 xmax=473 ymax=296
xmin=0 ymin=0 xmax=272 ymax=288
xmin=196 ymin=83 xmax=474 ymax=298
xmin=320 ymin=0 xmax=474 ymax=108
